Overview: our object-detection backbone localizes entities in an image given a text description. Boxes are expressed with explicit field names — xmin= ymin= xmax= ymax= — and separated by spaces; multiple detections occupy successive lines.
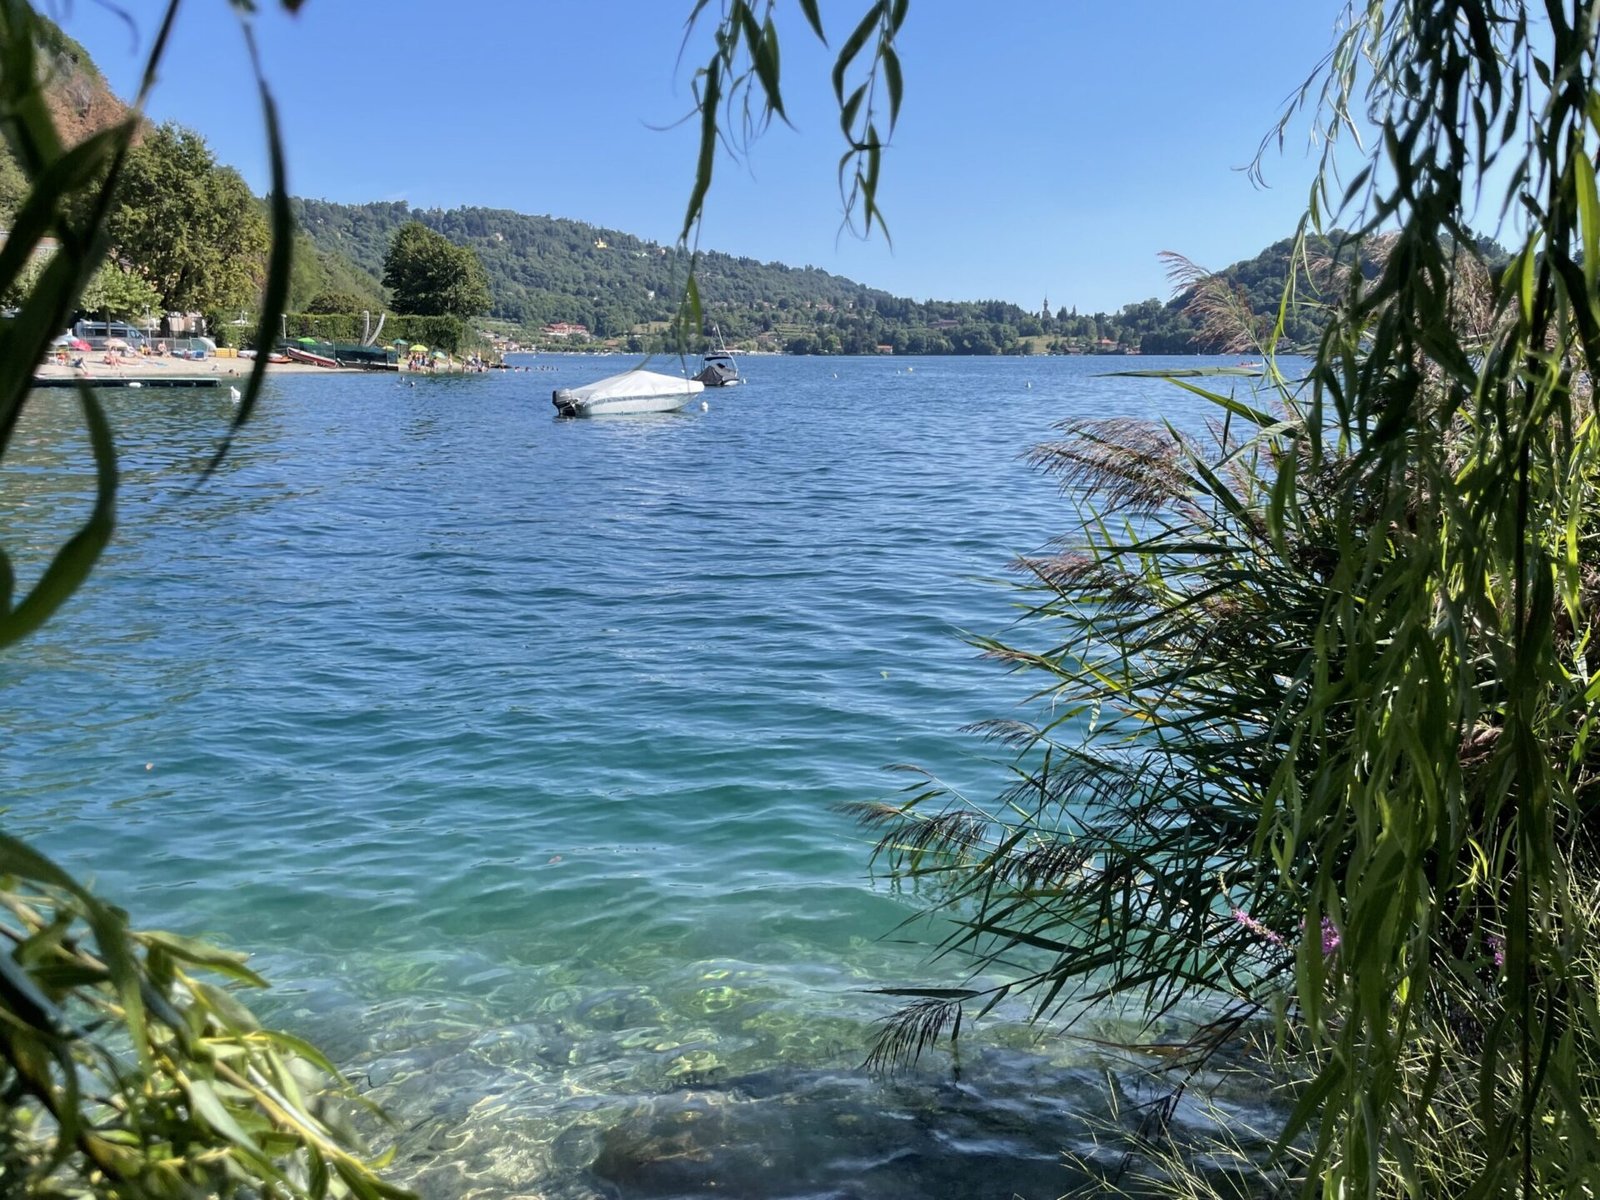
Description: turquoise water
xmin=3 ymin=354 xmax=1269 ymax=1198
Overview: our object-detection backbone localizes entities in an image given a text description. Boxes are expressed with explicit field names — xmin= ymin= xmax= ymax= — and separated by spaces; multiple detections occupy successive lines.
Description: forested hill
xmin=0 ymin=17 xmax=127 ymax=217
xmin=291 ymin=198 xmax=890 ymax=339
xmin=0 ymin=15 xmax=1490 ymax=357
xmin=292 ymin=197 xmax=1360 ymax=355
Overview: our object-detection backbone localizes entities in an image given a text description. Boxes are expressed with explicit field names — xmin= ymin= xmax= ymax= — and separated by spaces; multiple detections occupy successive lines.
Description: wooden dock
xmin=31 ymin=375 xmax=222 ymax=389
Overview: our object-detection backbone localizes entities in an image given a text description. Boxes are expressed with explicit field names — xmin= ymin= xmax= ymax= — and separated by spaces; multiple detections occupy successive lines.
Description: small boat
xmin=695 ymin=325 xmax=743 ymax=387
xmin=696 ymin=350 xmax=741 ymax=387
xmin=285 ymin=346 xmax=339 ymax=368
xmin=552 ymin=368 xmax=704 ymax=417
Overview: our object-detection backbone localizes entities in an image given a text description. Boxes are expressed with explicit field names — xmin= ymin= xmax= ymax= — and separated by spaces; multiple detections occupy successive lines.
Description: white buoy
xmin=228 ymin=385 xmax=241 ymax=403
xmin=700 ymin=400 xmax=709 ymax=411
xmin=1026 ymin=381 xmax=1033 ymax=389
xmin=127 ymin=380 xmax=142 ymax=388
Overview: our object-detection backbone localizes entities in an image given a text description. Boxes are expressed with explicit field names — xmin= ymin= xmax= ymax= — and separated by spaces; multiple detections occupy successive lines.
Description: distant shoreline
xmin=31 ymin=355 xmax=495 ymax=383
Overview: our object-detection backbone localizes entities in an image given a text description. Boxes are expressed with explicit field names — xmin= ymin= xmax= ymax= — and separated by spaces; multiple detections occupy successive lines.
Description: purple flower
xmin=1232 ymin=908 xmax=1287 ymax=946
xmin=1229 ymin=909 xmax=1342 ymax=958
xmin=1320 ymin=918 xmax=1341 ymax=956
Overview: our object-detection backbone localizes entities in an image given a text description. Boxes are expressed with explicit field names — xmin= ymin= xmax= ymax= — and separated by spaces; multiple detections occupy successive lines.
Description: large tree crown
xmin=381 ymin=220 xmax=489 ymax=318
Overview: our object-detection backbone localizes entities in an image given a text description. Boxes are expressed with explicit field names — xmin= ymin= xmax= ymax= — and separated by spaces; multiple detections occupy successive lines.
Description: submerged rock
xmin=584 ymin=1060 xmax=1105 ymax=1199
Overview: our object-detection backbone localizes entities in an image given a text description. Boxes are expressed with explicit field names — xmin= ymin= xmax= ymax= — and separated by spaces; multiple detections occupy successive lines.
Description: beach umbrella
xmin=431 ymin=349 xmax=449 ymax=358
xmin=409 ymin=343 xmax=428 ymax=353
xmin=69 ymin=338 xmax=91 ymax=351
xmin=105 ymin=338 xmax=129 ymax=349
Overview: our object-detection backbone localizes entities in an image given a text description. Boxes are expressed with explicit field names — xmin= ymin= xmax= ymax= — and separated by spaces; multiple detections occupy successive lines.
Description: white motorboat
xmin=552 ymin=368 xmax=704 ymax=417
xmin=695 ymin=350 xmax=742 ymax=387
xmin=695 ymin=324 xmax=743 ymax=387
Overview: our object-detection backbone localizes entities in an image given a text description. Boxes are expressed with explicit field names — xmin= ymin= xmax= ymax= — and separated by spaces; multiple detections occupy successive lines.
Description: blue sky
xmin=59 ymin=1 xmax=1351 ymax=313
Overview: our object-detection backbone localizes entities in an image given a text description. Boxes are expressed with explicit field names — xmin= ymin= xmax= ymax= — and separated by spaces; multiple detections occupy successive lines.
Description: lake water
xmin=3 ymin=354 xmax=1279 ymax=1199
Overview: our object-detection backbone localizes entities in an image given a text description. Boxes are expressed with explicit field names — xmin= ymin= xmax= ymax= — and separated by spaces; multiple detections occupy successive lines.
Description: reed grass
xmin=853 ymin=5 xmax=1600 ymax=1194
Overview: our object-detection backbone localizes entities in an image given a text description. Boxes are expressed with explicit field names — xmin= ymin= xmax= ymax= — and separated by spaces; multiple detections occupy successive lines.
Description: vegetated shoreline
xmin=31 ymin=348 xmax=1274 ymax=381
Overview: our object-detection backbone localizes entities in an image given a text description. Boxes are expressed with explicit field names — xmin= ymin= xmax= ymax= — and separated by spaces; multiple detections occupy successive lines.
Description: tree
xmin=0 ymin=5 xmax=405 ymax=1196
xmin=104 ymin=123 xmax=268 ymax=313
xmin=0 ymin=142 xmax=25 ymax=221
xmin=590 ymin=304 xmax=630 ymax=338
xmin=288 ymin=230 xmax=388 ymax=315
xmin=305 ymin=289 xmax=367 ymax=314
xmin=79 ymin=259 xmax=160 ymax=321
xmin=381 ymin=221 xmax=489 ymax=317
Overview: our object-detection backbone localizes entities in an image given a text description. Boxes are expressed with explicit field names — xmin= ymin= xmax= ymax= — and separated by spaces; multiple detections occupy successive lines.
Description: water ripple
xmin=2 ymin=355 xmax=1287 ymax=1197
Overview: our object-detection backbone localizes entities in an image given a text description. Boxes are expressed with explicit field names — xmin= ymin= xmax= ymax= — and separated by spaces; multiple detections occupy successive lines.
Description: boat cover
xmin=696 ymin=356 xmax=740 ymax=386
xmin=555 ymin=369 xmax=704 ymax=404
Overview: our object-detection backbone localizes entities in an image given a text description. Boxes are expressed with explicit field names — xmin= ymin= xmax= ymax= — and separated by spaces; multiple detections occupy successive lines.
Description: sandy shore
xmin=34 ymin=355 xmax=340 ymax=382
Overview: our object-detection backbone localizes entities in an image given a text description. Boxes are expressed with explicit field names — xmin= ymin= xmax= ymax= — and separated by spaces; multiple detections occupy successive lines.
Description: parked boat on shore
xmin=285 ymin=346 xmax=339 ymax=368
xmin=552 ymin=368 xmax=704 ymax=417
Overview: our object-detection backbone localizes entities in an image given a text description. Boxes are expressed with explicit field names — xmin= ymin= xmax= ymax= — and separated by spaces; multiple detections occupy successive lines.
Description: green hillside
xmin=291 ymin=198 xmax=898 ymax=339
xmin=291 ymin=197 xmax=1363 ymax=355
xmin=0 ymin=15 xmax=1498 ymax=358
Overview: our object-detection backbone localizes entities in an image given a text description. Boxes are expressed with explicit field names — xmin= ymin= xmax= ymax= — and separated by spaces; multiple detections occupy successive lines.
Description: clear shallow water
xmin=3 ymin=354 xmax=1280 ymax=1198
